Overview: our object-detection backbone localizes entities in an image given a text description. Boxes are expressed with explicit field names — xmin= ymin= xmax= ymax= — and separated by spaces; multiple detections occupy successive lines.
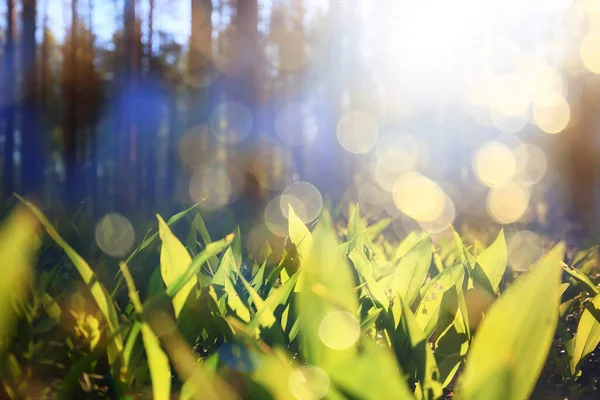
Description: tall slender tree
xmin=87 ymin=0 xmax=98 ymax=209
xmin=2 ymin=0 xmax=16 ymax=198
xmin=116 ymin=0 xmax=141 ymax=214
xmin=63 ymin=0 xmax=79 ymax=203
xmin=21 ymin=0 xmax=39 ymax=196
xmin=234 ymin=0 xmax=261 ymax=136
xmin=188 ymin=0 xmax=213 ymax=129
xmin=137 ymin=0 xmax=163 ymax=212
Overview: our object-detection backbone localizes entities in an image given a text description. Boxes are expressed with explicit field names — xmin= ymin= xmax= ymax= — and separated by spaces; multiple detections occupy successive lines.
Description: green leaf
xmin=570 ymin=291 xmax=600 ymax=375
xmin=349 ymin=248 xmax=389 ymax=308
xmin=166 ymin=233 xmax=234 ymax=298
xmin=391 ymin=236 xmax=432 ymax=306
xmin=365 ymin=218 xmax=392 ymax=242
xmin=212 ymin=247 xmax=238 ymax=287
xmin=391 ymin=295 xmax=442 ymax=400
xmin=0 ymin=207 xmax=38 ymax=356
xmin=289 ymin=205 xmax=313 ymax=262
xmin=251 ymin=260 xmax=267 ymax=293
xmin=224 ymin=273 xmax=251 ymax=323
xmin=395 ymin=231 xmax=422 ymax=260
xmin=157 ymin=215 xmax=195 ymax=318
xmin=562 ymin=265 xmax=599 ymax=294
xmin=248 ymin=272 xmax=299 ymax=333
xmin=361 ymin=308 xmax=382 ymax=330
xmin=141 ymin=324 xmax=172 ymax=400
xmin=345 ymin=205 xmax=367 ymax=253
xmin=416 ymin=264 xmax=465 ymax=338
xmin=232 ymin=226 xmax=242 ymax=270
xmin=119 ymin=261 xmax=171 ymax=400
xmin=239 ymin=274 xmax=276 ymax=329
xmin=475 ymin=230 xmax=507 ymax=292
xmin=451 ymin=227 xmax=475 ymax=267
xmin=251 ymin=349 xmax=298 ymax=400
xmin=459 ymin=243 xmax=565 ymax=400
xmin=127 ymin=202 xmax=199 ymax=264
xmin=190 ymin=212 xmax=218 ymax=273
xmin=122 ymin=322 xmax=142 ymax=377
xmin=288 ymin=206 xmax=313 ymax=292
xmin=297 ymin=211 xmax=359 ymax=368
xmin=329 ymin=340 xmax=415 ymax=400
xmin=434 ymin=292 xmax=469 ymax=387
xmin=17 ymin=197 xmax=124 ymax=367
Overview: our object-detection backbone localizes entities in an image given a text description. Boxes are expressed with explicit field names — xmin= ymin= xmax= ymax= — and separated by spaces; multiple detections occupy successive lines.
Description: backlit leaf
xmin=475 ymin=230 xmax=507 ymax=292
xmin=157 ymin=215 xmax=195 ymax=318
xmin=459 ymin=243 xmax=564 ymax=400
xmin=570 ymin=291 xmax=600 ymax=376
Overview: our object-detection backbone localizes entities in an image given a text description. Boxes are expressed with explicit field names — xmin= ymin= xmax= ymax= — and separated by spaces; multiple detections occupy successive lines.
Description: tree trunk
xmin=189 ymin=0 xmax=213 ymax=128
xmin=117 ymin=0 xmax=140 ymax=215
xmin=64 ymin=0 xmax=79 ymax=207
xmin=234 ymin=0 xmax=261 ymax=138
xmin=87 ymin=0 xmax=98 ymax=214
xmin=21 ymin=0 xmax=39 ymax=197
xmin=2 ymin=0 xmax=16 ymax=199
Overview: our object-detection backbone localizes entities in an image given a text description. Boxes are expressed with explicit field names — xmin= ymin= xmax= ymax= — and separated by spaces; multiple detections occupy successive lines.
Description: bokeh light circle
xmin=487 ymin=74 xmax=529 ymax=117
xmin=178 ymin=127 xmax=215 ymax=169
xmin=209 ymin=102 xmax=253 ymax=144
xmin=417 ymin=194 xmax=456 ymax=234
xmin=318 ymin=311 xmax=360 ymax=350
xmin=265 ymin=196 xmax=291 ymax=238
xmin=392 ymin=172 xmax=445 ymax=222
xmin=373 ymin=160 xmax=400 ymax=192
xmin=357 ymin=181 xmax=385 ymax=220
xmin=532 ymin=94 xmax=570 ymax=134
xmin=336 ymin=111 xmax=379 ymax=154
xmin=375 ymin=133 xmax=419 ymax=174
xmin=487 ymin=182 xmax=529 ymax=224
xmin=95 ymin=213 xmax=135 ymax=258
xmin=189 ymin=162 xmax=245 ymax=210
xmin=288 ymin=366 xmax=330 ymax=400
xmin=490 ymin=110 xmax=528 ymax=134
xmin=252 ymin=145 xmax=296 ymax=191
xmin=580 ymin=32 xmax=600 ymax=74
xmin=473 ymin=142 xmax=516 ymax=188
xmin=514 ymin=143 xmax=547 ymax=186
xmin=507 ymin=230 xmax=543 ymax=271
xmin=281 ymin=182 xmax=323 ymax=224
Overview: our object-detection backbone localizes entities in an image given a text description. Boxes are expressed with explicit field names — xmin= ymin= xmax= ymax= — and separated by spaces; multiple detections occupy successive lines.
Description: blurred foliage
xmin=0 ymin=198 xmax=599 ymax=399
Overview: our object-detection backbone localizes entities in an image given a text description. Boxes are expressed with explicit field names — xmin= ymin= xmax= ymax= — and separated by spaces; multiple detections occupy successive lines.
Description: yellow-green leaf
xmin=0 ymin=207 xmax=38 ymax=355
xmin=570 ymin=291 xmax=600 ymax=376
xmin=141 ymin=324 xmax=172 ymax=400
xmin=416 ymin=264 xmax=465 ymax=338
xmin=157 ymin=215 xmax=195 ymax=318
xmin=18 ymin=196 xmax=124 ymax=367
xmin=329 ymin=340 xmax=415 ymax=400
xmin=165 ymin=233 xmax=234 ymax=298
xmin=239 ymin=274 xmax=276 ymax=329
xmin=562 ymin=265 xmax=599 ymax=294
xmin=289 ymin=205 xmax=313 ymax=262
xmin=297 ymin=211 xmax=359 ymax=368
xmin=475 ymin=230 xmax=507 ymax=292
xmin=225 ymin=274 xmax=251 ymax=323
xmin=459 ymin=243 xmax=564 ymax=400
xmin=391 ymin=236 xmax=432 ymax=306
xmin=349 ymin=248 xmax=388 ymax=308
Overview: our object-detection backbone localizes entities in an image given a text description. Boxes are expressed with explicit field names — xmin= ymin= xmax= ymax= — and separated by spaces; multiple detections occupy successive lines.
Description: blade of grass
xmin=17 ymin=196 xmax=124 ymax=369
xmin=120 ymin=262 xmax=171 ymax=400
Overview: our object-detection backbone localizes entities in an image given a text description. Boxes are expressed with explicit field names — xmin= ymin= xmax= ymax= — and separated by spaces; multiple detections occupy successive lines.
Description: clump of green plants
xmin=1 ymin=197 xmax=599 ymax=399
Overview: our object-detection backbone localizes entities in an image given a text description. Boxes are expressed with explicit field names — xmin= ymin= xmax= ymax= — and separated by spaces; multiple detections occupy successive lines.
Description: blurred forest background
xmin=1 ymin=0 xmax=600 ymax=247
